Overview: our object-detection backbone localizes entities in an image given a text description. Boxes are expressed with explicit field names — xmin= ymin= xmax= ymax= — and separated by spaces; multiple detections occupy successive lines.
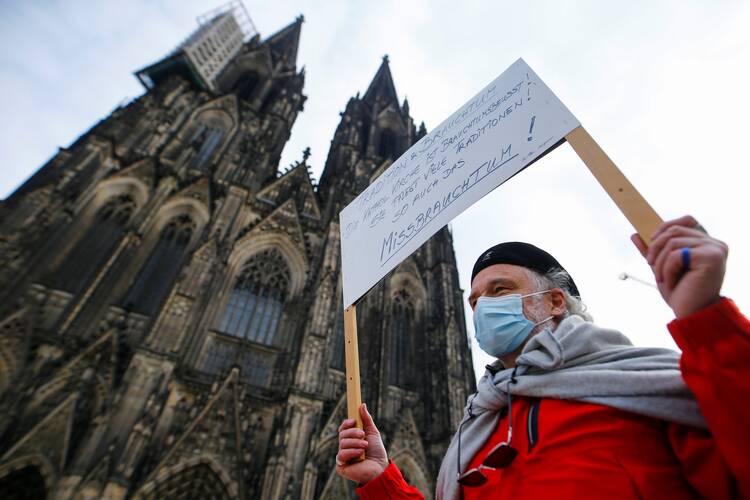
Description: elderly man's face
xmin=469 ymin=264 xmax=537 ymax=308
xmin=469 ymin=264 xmax=567 ymax=364
xmin=468 ymin=263 xmax=566 ymax=324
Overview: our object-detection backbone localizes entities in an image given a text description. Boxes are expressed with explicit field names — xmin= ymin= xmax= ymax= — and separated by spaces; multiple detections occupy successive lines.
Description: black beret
xmin=471 ymin=241 xmax=580 ymax=298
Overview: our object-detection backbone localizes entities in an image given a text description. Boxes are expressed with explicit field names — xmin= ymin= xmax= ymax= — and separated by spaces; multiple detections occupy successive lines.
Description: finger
xmin=652 ymin=237 xmax=704 ymax=282
xmin=338 ymin=448 xmax=365 ymax=463
xmin=359 ymin=404 xmax=378 ymax=434
xmin=651 ymin=215 xmax=700 ymax=241
xmin=647 ymin=226 xmax=706 ymax=265
xmin=337 ymin=419 xmax=356 ymax=433
xmin=339 ymin=438 xmax=368 ymax=450
xmin=631 ymin=233 xmax=647 ymax=257
xmin=339 ymin=428 xmax=365 ymax=441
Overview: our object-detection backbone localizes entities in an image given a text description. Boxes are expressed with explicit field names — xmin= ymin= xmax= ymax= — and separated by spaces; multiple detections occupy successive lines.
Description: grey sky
xmin=2 ymin=1 xmax=748 ymax=380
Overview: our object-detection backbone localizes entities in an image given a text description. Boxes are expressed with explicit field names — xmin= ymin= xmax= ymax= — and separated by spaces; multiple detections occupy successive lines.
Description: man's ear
xmin=549 ymin=288 xmax=567 ymax=317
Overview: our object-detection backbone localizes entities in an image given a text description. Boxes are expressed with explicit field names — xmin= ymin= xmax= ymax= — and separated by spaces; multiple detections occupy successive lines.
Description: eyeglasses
xmin=457 ymin=368 xmax=518 ymax=487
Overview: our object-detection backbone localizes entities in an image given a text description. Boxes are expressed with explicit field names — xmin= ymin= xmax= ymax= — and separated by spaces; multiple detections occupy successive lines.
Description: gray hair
xmin=526 ymin=267 xmax=593 ymax=322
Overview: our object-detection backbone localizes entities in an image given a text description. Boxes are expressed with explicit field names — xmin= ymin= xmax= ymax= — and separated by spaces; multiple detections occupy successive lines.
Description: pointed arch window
xmin=143 ymin=463 xmax=231 ymax=499
xmin=389 ymin=289 xmax=416 ymax=388
xmin=122 ymin=214 xmax=195 ymax=315
xmin=378 ymin=128 xmax=398 ymax=160
xmin=218 ymin=248 xmax=290 ymax=346
xmin=189 ymin=124 xmax=225 ymax=171
xmin=235 ymin=71 xmax=260 ymax=101
xmin=47 ymin=194 xmax=134 ymax=294
xmin=0 ymin=465 xmax=48 ymax=500
xmin=200 ymin=338 xmax=274 ymax=386
xmin=201 ymin=340 xmax=235 ymax=376
xmin=359 ymin=120 xmax=370 ymax=155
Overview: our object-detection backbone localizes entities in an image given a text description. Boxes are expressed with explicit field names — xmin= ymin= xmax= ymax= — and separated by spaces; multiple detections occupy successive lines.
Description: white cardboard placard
xmin=340 ymin=58 xmax=579 ymax=307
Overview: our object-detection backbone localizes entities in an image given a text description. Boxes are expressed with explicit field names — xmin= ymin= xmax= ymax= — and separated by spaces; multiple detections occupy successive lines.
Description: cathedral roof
xmin=362 ymin=55 xmax=400 ymax=109
xmin=261 ymin=15 xmax=304 ymax=69
xmin=255 ymin=161 xmax=321 ymax=221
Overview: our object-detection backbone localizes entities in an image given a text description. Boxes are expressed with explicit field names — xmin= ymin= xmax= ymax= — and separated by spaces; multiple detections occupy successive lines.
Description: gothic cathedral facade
xmin=0 ymin=15 xmax=475 ymax=500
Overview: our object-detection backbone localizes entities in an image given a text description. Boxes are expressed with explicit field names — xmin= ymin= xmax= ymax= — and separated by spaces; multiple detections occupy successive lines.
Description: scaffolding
xmin=136 ymin=1 xmax=258 ymax=92
xmin=196 ymin=0 xmax=257 ymax=42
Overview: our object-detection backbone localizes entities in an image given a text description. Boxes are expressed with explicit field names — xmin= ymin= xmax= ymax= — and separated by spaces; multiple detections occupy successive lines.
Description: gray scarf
xmin=435 ymin=315 xmax=706 ymax=500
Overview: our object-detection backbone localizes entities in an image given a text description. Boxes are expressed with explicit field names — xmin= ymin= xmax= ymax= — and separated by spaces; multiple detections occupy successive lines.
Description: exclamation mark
xmin=527 ymin=116 xmax=536 ymax=142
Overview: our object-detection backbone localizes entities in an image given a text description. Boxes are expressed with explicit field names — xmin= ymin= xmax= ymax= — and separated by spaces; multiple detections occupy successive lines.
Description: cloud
xmin=2 ymin=1 xmax=748 ymax=383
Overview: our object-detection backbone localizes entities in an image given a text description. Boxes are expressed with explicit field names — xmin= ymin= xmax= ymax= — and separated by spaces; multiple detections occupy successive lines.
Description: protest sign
xmin=337 ymin=58 xmax=663 ymax=431
xmin=340 ymin=58 xmax=579 ymax=308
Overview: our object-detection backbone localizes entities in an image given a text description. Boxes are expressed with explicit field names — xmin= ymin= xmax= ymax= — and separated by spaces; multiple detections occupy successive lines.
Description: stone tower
xmin=0 ymin=9 xmax=475 ymax=500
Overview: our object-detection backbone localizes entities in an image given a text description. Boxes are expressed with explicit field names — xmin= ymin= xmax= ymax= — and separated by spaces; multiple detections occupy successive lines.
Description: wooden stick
xmin=565 ymin=126 xmax=663 ymax=245
xmin=344 ymin=305 xmax=363 ymax=430
xmin=343 ymin=304 xmax=365 ymax=462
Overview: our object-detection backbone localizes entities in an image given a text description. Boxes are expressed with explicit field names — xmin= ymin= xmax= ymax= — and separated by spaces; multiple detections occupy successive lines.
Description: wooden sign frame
xmin=565 ymin=126 xmax=663 ymax=244
xmin=343 ymin=305 xmax=363 ymax=430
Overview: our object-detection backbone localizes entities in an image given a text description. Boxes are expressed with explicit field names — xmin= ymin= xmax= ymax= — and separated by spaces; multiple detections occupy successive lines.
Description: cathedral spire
xmin=362 ymin=54 xmax=400 ymax=108
xmin=262 ymin=15 xmax=304 ymax=69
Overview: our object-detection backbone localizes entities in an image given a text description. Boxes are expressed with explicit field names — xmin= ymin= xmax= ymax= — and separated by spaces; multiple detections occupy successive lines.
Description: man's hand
xmin=631 ymin=215 xmax=728 ymax=318
xmin=336 ymin=404 xmax=389 ymax=485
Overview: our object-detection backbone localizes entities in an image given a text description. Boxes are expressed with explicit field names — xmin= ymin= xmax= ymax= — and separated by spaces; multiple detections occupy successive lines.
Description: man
xmin=336 ymin=216 xmax=750 ymax=499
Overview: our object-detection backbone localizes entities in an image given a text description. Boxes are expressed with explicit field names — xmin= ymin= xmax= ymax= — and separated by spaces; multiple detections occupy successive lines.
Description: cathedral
xmin=0 ymin=8 xmax=475 ymax=499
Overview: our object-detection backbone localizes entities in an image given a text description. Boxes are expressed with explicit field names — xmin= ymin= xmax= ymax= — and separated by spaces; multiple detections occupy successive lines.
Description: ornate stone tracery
xmin=218 ymin=247 xmax=290 ymax=344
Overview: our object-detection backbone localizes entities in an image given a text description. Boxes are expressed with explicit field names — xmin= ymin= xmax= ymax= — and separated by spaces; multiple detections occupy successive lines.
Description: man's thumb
xmin=360 ymin=403 xmax=377 ymax=432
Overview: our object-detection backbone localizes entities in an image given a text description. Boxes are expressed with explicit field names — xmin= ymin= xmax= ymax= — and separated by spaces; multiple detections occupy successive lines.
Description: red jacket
xmin=357 ymin=298 xmax=750 ymax=499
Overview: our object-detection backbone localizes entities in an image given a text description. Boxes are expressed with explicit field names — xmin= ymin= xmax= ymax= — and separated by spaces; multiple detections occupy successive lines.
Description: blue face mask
xmin=473 ymin=291 xmax=553 ymax=357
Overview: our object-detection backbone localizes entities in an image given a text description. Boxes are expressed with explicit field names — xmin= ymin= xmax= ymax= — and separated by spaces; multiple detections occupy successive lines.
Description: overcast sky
xmin=2 ymin=1 xmax=748 ymax=381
